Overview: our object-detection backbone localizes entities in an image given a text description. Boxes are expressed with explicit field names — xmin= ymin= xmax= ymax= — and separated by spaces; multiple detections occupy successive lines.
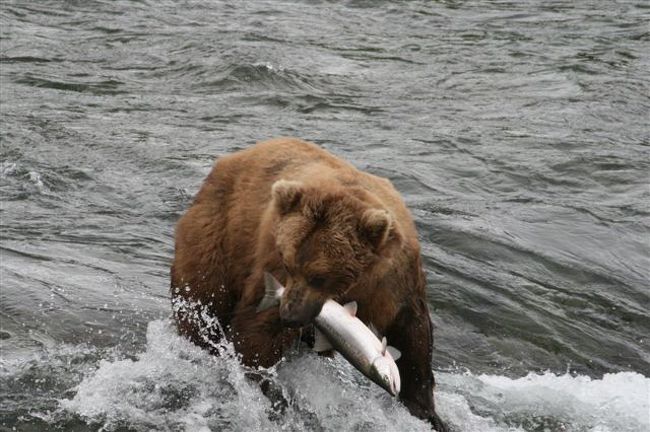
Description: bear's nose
xmin=279 ymin=303 xmax=309 ymax=327
xmin=280 ymin=315 xmax=304 ymax=328
xmin=280 ymin=299 xmax=322 ymax=328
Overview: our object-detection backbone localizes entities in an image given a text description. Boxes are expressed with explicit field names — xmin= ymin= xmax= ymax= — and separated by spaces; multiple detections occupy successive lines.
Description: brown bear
xmin=171 ymin=137 xmax=447 ymax=431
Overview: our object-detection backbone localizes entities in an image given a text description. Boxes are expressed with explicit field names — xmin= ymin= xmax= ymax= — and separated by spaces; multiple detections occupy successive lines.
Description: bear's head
xmin=270 ymin=179 xmax=402 ymax=327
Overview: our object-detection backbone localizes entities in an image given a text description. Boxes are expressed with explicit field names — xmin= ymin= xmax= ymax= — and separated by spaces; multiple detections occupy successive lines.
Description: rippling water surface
xmin=1 ymin=1 xmax=649 ymax=431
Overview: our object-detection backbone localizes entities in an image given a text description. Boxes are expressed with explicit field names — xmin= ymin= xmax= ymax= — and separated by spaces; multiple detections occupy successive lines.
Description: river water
xmin=1 ymin=1 xmax=649 ymax=431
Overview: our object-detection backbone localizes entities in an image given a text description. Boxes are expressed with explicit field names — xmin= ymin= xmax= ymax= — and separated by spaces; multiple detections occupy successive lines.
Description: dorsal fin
xmin=381 ymin=336 xmax=387 ymax=355
xmin=387 ymin=346 xmax=401 ymax=361
xmin=343 ymin=301 xmax=357 ymax=317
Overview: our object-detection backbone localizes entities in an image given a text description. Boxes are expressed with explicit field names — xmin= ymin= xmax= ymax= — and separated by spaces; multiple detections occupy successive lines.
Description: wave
xmin=438 ymin=369 xmax=649 ymax=432
xmin=47 ymin=320 xmax=648 ymax=432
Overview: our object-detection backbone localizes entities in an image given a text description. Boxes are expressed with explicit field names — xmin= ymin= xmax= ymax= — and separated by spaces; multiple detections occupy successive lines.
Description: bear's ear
xmin=272 ymin=180 xmax=304 ymax=215
xmin=359 ymin=208 xmax=402 ymax=255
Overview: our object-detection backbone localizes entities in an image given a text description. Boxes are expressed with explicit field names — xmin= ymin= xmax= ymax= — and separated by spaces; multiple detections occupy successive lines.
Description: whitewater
xmin=0 ymin=320 xmax=645 ymax=431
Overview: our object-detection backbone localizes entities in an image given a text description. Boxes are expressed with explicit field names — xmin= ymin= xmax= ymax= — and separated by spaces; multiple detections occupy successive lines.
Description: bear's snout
xmin=279 ymin=288 xmax=324 ymax=327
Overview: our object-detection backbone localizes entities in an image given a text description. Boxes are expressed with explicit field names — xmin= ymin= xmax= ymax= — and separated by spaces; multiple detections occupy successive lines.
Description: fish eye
xmin=308 ymin=276 xmax=326 ymax=288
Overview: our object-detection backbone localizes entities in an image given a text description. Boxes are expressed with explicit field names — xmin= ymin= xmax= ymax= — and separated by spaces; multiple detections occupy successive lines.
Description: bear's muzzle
xmin=279 ymin=286 xmax=324 ymax=327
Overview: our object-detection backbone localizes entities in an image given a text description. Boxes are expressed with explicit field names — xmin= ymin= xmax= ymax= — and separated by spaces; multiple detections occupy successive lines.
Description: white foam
xmin=59 ymin=320 xmax=650 ymax=432
xmin=27 ymin=171 xmax=44 ymax=189
xmin=275 ymin=353 xmax=431 ymax=431
xmin=0 ymin=161 xmax=48 ymax=192
xmin=437 ymin=369 xmax=650 ymax=432
xmin=60 ymin=320 xmax=275 ymax=431
xmin=0 ymin=161 xmax=18 ymax=177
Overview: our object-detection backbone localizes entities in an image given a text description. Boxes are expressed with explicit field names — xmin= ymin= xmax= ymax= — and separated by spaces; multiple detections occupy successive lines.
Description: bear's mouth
xmin=260 ymin=272 xmax=327 ymax=328
xmin=279 ymin=295 xmax=324 ymax=328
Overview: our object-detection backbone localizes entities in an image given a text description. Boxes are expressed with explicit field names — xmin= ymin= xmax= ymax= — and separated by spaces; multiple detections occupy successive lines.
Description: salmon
xmin=259 ymin=273 xmax=401 ymax=396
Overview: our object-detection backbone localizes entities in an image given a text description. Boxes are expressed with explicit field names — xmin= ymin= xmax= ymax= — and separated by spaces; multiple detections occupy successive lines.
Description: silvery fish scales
xmin=261 ymin=273 xmax=401 ymax=396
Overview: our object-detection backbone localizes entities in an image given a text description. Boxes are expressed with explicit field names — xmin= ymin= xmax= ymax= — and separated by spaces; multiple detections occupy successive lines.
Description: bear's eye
xmin=308 ymin=276 xmax=326 ymax=289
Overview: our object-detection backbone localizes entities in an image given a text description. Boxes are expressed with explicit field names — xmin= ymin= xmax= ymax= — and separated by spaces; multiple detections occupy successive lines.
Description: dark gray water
xmin=1 ymin=1 xmax=649 ymax=431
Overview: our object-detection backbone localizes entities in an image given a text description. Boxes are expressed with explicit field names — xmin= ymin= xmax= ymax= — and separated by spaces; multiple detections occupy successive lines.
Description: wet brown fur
xmin=171 ymin=138 xmax=446 ymax=430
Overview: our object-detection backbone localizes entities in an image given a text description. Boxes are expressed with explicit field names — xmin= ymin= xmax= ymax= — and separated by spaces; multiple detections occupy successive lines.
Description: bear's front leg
xmin=387 ymin=299 xmax=448 ymax=432
xmin=228 ymin=304 xmax=298 ymax=368
xmin=228 ymin=304 xmax=299 ymax=417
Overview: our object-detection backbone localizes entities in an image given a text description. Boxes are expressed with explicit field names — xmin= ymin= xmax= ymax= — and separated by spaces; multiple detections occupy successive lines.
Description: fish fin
xmin=343 ymin=301 xmax=357 ymax=317
xmin=381 ymin=336 xmax=387 ymax=354
xmin=264 ymin=272 xmax=284 ymax=293
xmin=313 ymin=328 xmax=333 ymax=352
xmin=387 ymin=346 xmax=401 ymax=361
xmin=256 ymin=272 xmax=284 ymax=312
xmin=256 ymin=293 xmax=278 ymax=312
xmin=368 ymin=323 xmax=380 ymax=337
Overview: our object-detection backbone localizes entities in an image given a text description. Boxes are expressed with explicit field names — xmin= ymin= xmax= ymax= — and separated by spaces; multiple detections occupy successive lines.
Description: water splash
xmin=59 ymin=320 xmax=275 ymax=432
xmin=438 ymin=370 xmax=649 ymax=432
xmin=54 ymin=320 xmax=649 ymax=432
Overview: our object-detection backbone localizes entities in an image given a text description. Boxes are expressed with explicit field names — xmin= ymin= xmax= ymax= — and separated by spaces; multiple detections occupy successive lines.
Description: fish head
xmin=370 ymin=356 xmax=401 ymax=397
